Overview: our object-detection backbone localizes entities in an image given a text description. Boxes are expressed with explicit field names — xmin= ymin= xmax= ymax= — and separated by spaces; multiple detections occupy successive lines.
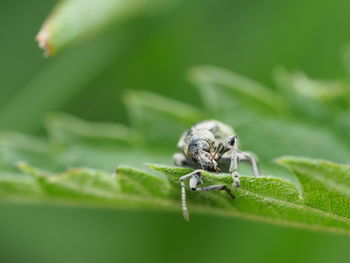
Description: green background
xmin=1 ymin=0 xmax=350 ymax=262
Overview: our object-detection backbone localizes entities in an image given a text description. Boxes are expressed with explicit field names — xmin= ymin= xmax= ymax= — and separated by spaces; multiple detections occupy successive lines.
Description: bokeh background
xmin=1 ymin=0 xmax=350 ymax=262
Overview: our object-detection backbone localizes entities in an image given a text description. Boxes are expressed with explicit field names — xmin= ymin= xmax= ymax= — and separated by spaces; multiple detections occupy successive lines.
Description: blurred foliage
xmin=36 ymin=0 xmax=180 ymax=56
xmin=2 ymin=0 xmax=350 ymax=262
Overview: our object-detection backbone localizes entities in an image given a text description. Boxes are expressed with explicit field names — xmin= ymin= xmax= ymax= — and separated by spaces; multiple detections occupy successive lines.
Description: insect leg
xmin=229 ymin=140 xmax=240 ymax=190
xmin=191 ymin=183 xmax=235 ymax=199
xmin=190 ymin=172 xmax=234 ymax=198
xmin=237 ymin=151 xmax=260 ymax=177
xmin=212 ymin=136 xmax=240 ymax=190
xmin=179 ymin=170 xmax=202 ymax=221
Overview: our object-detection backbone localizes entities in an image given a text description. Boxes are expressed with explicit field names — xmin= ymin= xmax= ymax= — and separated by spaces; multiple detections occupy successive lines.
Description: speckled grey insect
xmin=173 ymin=120 xmax=260 ymax=220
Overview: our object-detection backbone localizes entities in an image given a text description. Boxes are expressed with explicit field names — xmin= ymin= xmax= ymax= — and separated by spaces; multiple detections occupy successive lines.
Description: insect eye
xmin=229 ymin=136 xmax=237 ymax=146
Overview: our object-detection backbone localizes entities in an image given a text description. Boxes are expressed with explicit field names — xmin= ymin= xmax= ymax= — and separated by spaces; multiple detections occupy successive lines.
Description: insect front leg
xmin=180 ymin=169 xmax=235 ymax=221
xmin=229 ymin=146 xmax=241 ymax=190
xmin=180 ymin=170 xmax=202 ymax=221
xmin=214 ymin=135 xmax=241 ymax=190
xmin=190 ymin=174 xmax=235 ymax=199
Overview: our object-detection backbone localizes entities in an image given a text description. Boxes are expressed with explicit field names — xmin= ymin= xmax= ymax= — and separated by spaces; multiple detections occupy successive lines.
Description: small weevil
xmin=173 ymin=120 xmax=260 ymax=220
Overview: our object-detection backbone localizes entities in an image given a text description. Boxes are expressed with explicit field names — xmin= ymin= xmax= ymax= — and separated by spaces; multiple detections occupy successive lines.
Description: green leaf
xmin=272 ymin=67 xmax=347 ymax=122
xmin=189 ymin=65 xmax=287 ymax=115
xmin=147 ymin=164 xmax=301 ymax=203
xmin=0 ymin=173 xmax=42 ymax=200
xmin=147 ymin=163 xmax=350 ymax=235
xmin=3 ymin=163 xmax=179 ymax=210
xmin=45 ymin=113 xmax=170 ymax=171
xmin=5 ymin=160 xmax=350 ymax=235
xmin=117 ymin=166 xmax=170 ymax=197
xmin=123 ymin=90 xmax=205 ymax=147
xmin=0 ymin=132 xmax=54 ymax=172
xmin=277 ymin=157 xmax=350 ymax=219
xmin=36 ymin=0 xmax=180 ymax=56
xmin=46 ymin=112 xmax=142 ymax=148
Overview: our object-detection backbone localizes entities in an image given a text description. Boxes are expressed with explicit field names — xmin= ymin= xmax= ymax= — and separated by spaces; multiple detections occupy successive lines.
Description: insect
xmin=173 ymin=120 xmax=260 ymax=220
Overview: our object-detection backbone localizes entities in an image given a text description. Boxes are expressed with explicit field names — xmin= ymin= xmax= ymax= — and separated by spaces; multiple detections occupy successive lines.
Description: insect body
xmin=173 ymin=120 xmax=260 ymax=220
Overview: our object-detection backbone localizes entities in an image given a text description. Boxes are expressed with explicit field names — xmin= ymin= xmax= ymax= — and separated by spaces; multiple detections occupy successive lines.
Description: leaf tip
xmin=115 ymin=165 xmax=132 ymax=176
xmin=274 ymin=156 xmax=302 ymax=166
xmin=17 ymin=162 xmax=47 ymax=178
xmin=36 ymin=24 xmax=55 ymax=57
xmin=146 ymin=163 xmax=160 ymax=170
xmin=274 ymin=157 xmax=289 ymax=166
xmin=187 ymin=65 xmax=210 ymax=84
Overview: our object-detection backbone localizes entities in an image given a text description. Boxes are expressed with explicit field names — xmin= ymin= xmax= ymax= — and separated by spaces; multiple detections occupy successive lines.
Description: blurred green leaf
xmin=0 ymin=33 xmax=127 ymax=133
xmin=123 ymin=90 xmax=205 ymax=148
xmin=0 ymin=173 xmax=43 ymax=201
xmin=43 ymin=112 xmax=169 ymax=171
xmin=189 ymin=66 xmax=287 ymax=115
xmin=46 ymin=112 xmax=142 ymax=148
xmin=0 ymin=132 xmax=53 ymax=173
xmin=36 ymin=0 xmax=180 ymax=56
